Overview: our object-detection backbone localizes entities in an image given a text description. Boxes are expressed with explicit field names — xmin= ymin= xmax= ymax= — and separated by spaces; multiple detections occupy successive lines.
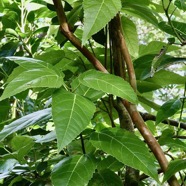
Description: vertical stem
xmin=112 ymin=14 xmax=179 ymax=186
xmin=80 ymin=133 xmax=86 ymax=154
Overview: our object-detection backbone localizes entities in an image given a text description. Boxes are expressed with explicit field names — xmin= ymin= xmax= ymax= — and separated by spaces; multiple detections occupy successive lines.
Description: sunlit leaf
xmin=51 ymin=155 xmax=96 ymax=186
xmin=0 ymin=57 xmax=64 ymax=101
xmin=79 ymin=70 xmax=138 ymax=104
xmin=156 ymin=99 xmax=182 ymax=124
xmin=121 ymin=16 xmax=139 ymax=58
xmin=82 ymin=0 xmax=121 ymax=44
xmin=90 ymin=128 xmax=159 ymax=181
xmin=52 ymin=89 xmax=96 ymax=151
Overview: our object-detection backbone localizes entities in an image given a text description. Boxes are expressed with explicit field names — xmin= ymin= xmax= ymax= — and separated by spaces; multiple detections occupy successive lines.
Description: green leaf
xmin=71 ymin=78 xmax=104 ymax=101
xmin=97 ymin=156 xmax=123 ymax=172
xmin=52 ymin=89 xmax=96 ymax=151
xmin=121 ymin=16 xmax=139 ymax=58
xmin=0 ymin=99 xmax=10 ymax=122
xmin=122 ymin=2 xmax=158 ymax=26
xmin=90 ymin=128 xmax=159 ymax=181
xmin=159 ymin=136 xmax=186 ymax=151
xmin=137 ymin=80 xmax=162 ymax=93
xmin=82 ymin=0 xmax=121 ymax=45
xmin=0 ymin=57 xmax=64 ymax=101
xmin=79 ymin=70 xmax=138 ymax=104
xmin=158 ymin=21 xmax=186 ymax=39
xmin=0 ymin=159 xmax=18 ymax=179
xmin=51 ymin=155 xmax=96 ymax=186
xmin=134 ymin=54 xmax=185 ymax=80
xmin=163 ymin=159 xmax=186 ymax=183
xmin=11 ymin=136 xmax=34 ymax=162
xmin=139 ymin=41 xmax=179 ymax=57
xmin=175 ymin=0 xmax=186 ymax=11
xmin=35 ymin=50 xmax=65 ymax=65
xmin=0 ymin=108 xmax=51 ymax=141
xmin=88 ymin=169 xmax=122 ymax=186
xmin=146 ymin=70 xmax=186 ymax=86
xmin=156 ymin=99 xmax=182 ymax=124
xmin=35 ymin=131 xmax=56 ymax=143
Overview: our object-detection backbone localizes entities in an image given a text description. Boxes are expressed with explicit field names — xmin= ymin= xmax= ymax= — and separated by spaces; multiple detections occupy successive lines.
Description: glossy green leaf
xmin=0 ymin=108 xmax=51 ymax=141
xmin=156 ymin=99 xmax=182 ymax=124
xmin=52 ymin=89 xmax=96 ymax=151
xmin=0 ymin=57 xmax=64 ymax=101
xmin=88 ymin=169 xmax=122 ymax=186
xmin=90 ymin=128 xmax=159 ymax=181
xmin=79 ymin=70 xmax=138 ymax=104
xmin=163 ymin=159 xmax=186 ymax=183
xmin=82 ymin=0 xmax=121 ymax=45
xmin=51 ymin=155 xmax=96 ymax=186
xmin=121 ymin=16 xmax=139 ymax=58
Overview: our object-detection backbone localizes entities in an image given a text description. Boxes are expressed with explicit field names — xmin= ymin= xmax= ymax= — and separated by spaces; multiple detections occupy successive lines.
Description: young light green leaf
xmin=90 ymin=128 xmax=159 ymax=182
xmin=0 ymin=57 xmax=64 ymax=101
xmin=163 ymin=159 xmax=186 ymax=183
xmin=82 ymin=0 xmax=121 ymax=45
xmin=0 ymin=108 xmax=52 ymax=141
xmin=51 ymin=155 xmax=96 ymax=186
xmin=121 ymin=16 xmax=139 ymax=58
xmin=156 ymin=99 xmax=182 ymax=124
xmin=52 ymin=89 xmax=96 ymax=151
xmin=79 ymin=70 xmax=138 ymax=104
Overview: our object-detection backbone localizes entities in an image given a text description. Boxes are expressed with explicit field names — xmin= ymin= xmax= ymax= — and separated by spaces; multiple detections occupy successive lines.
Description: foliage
xmin=0 ymin=0 xmax=186 ymax=186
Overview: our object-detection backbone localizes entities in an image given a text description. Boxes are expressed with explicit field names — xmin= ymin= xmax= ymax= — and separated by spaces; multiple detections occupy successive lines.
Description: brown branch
xmin=140 ymin=112 xmax=186 ymax=130
xmin=112 ymin=14 xmax=179 ymax=186
xmin=52 ymin=0 xmax=108 ymax=73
